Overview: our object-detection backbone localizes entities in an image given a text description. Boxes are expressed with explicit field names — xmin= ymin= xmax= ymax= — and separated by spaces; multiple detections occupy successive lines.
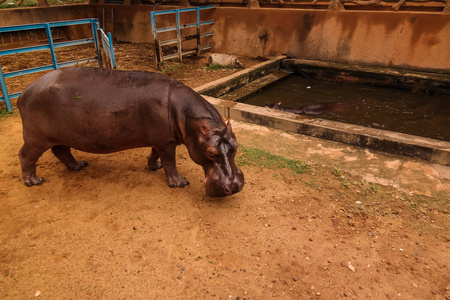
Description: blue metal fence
xmin=150 ymin=6 xmax=215 ymax=65
xmin=0 ymin=18 xmax=115 ymax=112
xmin=99 ymin=29 xmax=116 ymax=69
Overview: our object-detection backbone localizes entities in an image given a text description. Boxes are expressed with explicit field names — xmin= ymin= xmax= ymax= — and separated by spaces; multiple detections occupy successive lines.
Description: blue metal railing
xmin=99 ymin=29 xmax=116 ymax=69
xmin=150 ymin=6 xmax=215 ymax=65
xmin=0 ymin=18 xmax=115 ymax=112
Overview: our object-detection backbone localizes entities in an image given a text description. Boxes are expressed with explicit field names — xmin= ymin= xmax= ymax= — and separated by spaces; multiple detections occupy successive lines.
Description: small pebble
xmin=293 ymin=277 xmax=298 ymax=282
xmin=35 ymin=291 xmax=41 ymax=297
xmin=348 ymin=264 xmax=356 ymax=272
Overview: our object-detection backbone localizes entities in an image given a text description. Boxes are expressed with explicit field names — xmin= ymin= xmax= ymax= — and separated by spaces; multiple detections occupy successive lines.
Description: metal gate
xmin=0 ymin=18 xmax=115 ymax=112
xmin=150 ymin=6 xmax=215 ymax=66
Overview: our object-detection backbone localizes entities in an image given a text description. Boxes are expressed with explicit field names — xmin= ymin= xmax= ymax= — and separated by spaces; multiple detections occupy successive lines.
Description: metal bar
xmin=0 ymin=91 xmax=21 ymax=101
xmin=3 ymin=65 xmax=55 ymax=78
xmin=150 ymin=11 xmax=162 ymax=66
xmin=111 ymin=8 xmax=114 ymax=35
xmin=151 ymin=7 xmax=215 ymax=64
xmin=160 ymin=39 xmax=178 ymax=46
xmin=201 ymin=32 xmax=213 ymax=38
xmin=0 ymin=18 xmax=106 ymax=110
xmin=0 ymin=44 xmax=49 ymax=56
xmin=44 ymin=23 xmax=58 ymax=70
xmin=0 ymin=63 xmax=12 ymax=111
xmin=0 ymin=18 xmax=97 ymax=34
xmin=46 ymin=19 xmax=98 ymax=28
xmin=156 ymin=20 xmax=214 ymax=33
xmin=160 ymin=33 xmax=212 ymax=46
xmin=161 ymin=52 xmax=179 ymax=61
xmin=54 ymin=38 xmax=95 ymax=48
xmin=153 ymin=5 xmax=215 ymax=15
xmin=58 ymin=57 xmax=98 ymax=68
xmin=91 ymin=19 xmax=102 ymax=68
xmin=108 ymin=32 xmax=116 ymax=69
xmin=155 ymin=26 xmax=178 ymax=33
xmin=0 ymin=23 xmax=46 ymax=33
xmin=0 ymin=38 xmax=94 ymax=57
xmin=162 ymin=45 xmax=212 ymax=61
xmin=196 ymin=7 xmax=200 ymax=56
xmin=98 ymin=28 xmax=115 ymax=69
xmin=176 ymin=10 xmax=182 ymax=62
xmin=182 ymin=20 xmax=215 ymax=29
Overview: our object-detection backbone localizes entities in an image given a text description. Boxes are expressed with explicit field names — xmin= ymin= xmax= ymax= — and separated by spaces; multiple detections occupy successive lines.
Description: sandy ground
xmin=1 ymin=43 xmax=450 ymax=299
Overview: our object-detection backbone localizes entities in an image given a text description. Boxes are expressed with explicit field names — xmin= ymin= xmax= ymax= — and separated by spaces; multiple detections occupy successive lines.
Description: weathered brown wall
xmin=93 ymin=5 xmax=152 ymax=43
xmin=0 ymin=5 xmax=97 ymax=39
xmin=0 ymin=5 xmax=449 ymax=73
xmin=213 ymin=8 xmax=450 ymax=73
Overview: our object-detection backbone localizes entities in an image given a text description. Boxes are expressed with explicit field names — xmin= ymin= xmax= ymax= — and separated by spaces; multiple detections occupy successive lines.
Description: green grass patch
xmin=204 ymin=63 xmax=235 ymax=71
xmin=161 ymin=64 xmax=181 ymax=73
xmin=0 ymin=108 xmax=13 ymax=118
xmin=236 ymin=145 xmax=309 ymax=174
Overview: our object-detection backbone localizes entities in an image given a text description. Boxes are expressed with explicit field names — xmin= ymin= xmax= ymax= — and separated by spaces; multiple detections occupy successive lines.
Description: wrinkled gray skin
xmin=18 ymin=67 xmax=244 ymax=197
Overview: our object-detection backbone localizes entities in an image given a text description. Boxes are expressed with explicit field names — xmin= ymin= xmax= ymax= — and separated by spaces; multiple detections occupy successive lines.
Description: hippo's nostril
xmin=223 ymin=186 xmax=232 ymax=196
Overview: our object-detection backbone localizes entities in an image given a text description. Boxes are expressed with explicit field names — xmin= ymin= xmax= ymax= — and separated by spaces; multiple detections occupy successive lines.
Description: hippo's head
xmin=185 ymin=120 xmax=244 ymax=197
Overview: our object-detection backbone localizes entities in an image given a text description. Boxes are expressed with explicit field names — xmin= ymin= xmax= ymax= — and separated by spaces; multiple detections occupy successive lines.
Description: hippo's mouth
xmin=204 ymin=170 xmax=244 ymax=197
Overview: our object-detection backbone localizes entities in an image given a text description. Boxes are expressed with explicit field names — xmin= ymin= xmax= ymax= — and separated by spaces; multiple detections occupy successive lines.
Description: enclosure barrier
xmin=0 ymin=18 xmax=115 ymax=112
xmin=150 ymin=5 xmax=215 ymax=65
xmin=99 ymin=29 xmax=116 ymax=69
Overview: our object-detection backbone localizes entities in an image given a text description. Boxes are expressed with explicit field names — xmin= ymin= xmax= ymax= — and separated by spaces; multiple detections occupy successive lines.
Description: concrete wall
xmin=1 ymin=5 xmax=449 ymax=73
xmin=213 ymin=8 xmax=450 ymax=73
xmin=0 ymin=5 xmax=97 ymax=39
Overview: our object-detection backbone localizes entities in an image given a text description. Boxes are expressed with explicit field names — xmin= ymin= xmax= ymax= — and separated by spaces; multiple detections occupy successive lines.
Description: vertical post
xmin=108 ymin=32 xmax=116 ymax=69
xmin=44 ymin=23 xmax=58 ymax=70
xmin=102 ymin=8 xmax=105 ymax=30
xmin=176 ymin=10 xmax=182 ymax=62
xmin=0 ymin=63 xmax=12 ymax=112
xmin=196 ymin=7 xmax=201 ymax=56
xmin=150 ymin=12 xmax=162 ymax=66
xmin=91 ymin=19 xmax=102 ymax=68
xmin=111 ymin=8 xmax=114 ymax=35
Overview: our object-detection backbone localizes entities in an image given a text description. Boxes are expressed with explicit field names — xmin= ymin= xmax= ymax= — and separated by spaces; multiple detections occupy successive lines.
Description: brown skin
xmin=18 ymin=67 xmax=244 ymax=197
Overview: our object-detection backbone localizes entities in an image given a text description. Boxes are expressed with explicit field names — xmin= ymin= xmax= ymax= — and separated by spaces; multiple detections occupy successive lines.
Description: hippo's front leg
xmin=157 ymin=145 xmax=189 ymax=188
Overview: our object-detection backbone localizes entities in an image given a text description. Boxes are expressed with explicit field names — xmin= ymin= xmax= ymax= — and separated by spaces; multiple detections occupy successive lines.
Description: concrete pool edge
xmin=204 ymin=96 xmax=450 ymax=165
xmin=195 ymin=55 xmax=287 ymax=98
xmin=194 ymin=57 xmax=450 ymax=165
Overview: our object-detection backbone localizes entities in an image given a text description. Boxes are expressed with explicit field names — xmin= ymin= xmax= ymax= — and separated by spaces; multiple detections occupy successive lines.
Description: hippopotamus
xmin=265 ymin=102 xmax=350 ymax=115
xmin=18 ymin=67 xmax=244 ymax=197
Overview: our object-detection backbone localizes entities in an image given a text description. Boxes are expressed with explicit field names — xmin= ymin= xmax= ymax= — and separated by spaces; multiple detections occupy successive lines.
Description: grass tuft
xmin=236 ymin=145 xmax=309 ymax=174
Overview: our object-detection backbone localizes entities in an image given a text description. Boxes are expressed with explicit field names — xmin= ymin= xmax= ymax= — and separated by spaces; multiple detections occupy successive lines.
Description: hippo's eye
xmin=207 ymin=148 xmax=218 ymax=157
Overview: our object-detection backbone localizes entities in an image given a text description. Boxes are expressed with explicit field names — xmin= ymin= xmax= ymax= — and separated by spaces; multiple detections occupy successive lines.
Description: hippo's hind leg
xmin=19 ymin=143 xmax=48 ymax=186
xmin=51 ymin=145 xmax=88 ymax=170
xmin=157 ymin=145 xmax=189 ymax=188
xmin=147 ymin=147 xmax=162 ymax=171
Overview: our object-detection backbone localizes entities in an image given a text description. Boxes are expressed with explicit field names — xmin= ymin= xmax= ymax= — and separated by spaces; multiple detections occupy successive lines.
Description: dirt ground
xmin=1 ymin=43 xmax=449 ymax=299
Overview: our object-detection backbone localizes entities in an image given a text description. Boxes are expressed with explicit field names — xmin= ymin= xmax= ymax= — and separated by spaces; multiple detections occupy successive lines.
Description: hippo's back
xmin=18 ymin=67 xmax=183 ymax=153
